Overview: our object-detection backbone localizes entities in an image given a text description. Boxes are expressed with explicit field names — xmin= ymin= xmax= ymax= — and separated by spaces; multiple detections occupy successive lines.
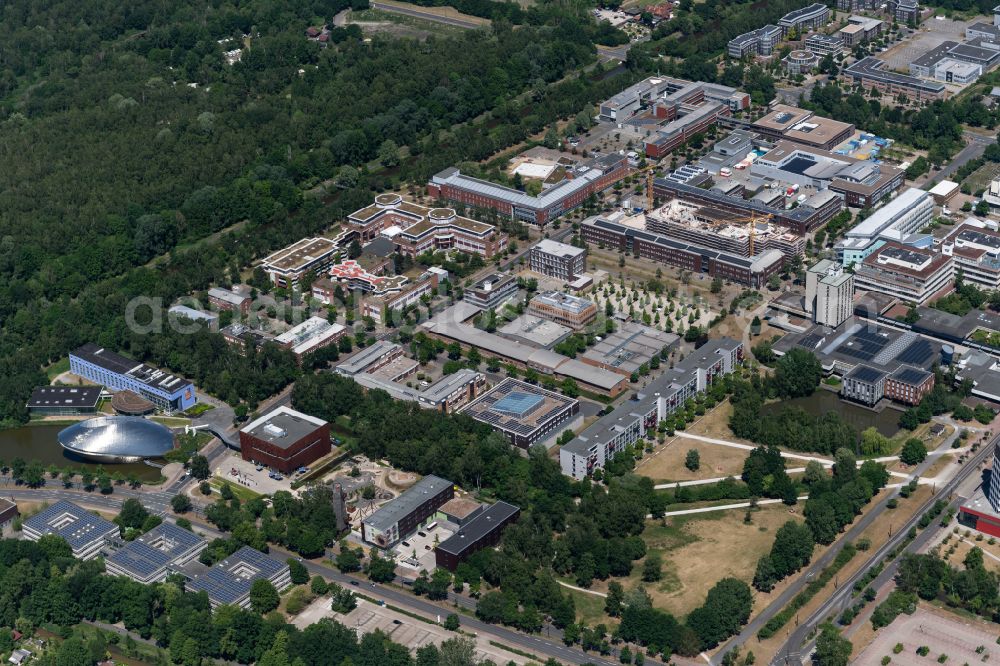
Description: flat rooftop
xmin=335 ymin=341 xmax=402 ymax=376
xmin=364 ymin=475 xmax=452 ymax=532
xmin=532 ymin=238 xmax=586 ymax=259
xmin=499 ymin=314 xmax=572 ymax=348
xmin=27 ymin=385 xmax=102 ymax=409
xmin=106 ymin=522 xmax=205 ymax=578
xmin=751 ymin=105 xmax=852 ymax=146
xmin=240 ymin=406 xmax=327 ymax=448
xmin=71 ymin=343 xmax=192 ymax=394
xmin=23 ymin=500 xmax=117 ymax=550
xmin=187 ymin=546 xmax=286 ymax=605
xmin=581 ymin=322 xmax=679 ymax=373
xmin=262 ymin=237 xmax=337 ymax=272
xmin=460 ymin=378 xmax=578 ymax=438
xmin=435 ymin=501 xmax=520 ymax=556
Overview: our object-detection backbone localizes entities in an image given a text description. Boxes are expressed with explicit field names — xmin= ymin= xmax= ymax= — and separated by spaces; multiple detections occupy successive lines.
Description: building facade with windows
xmin=69 ymin=344 xmax=195 ymax=413
xmin=529 ymin=239 xmax=587 ymax=281
xmin=239 ymin=406 xmax=331 ymax=474
xmin=806 ymin=260 xmax=855 ymax=328
xmin=362 ymin=475 xmax=454 ymax=548
xmin=841 ymin=365 xmax=887 ymax=405
xmin=885 ymin=365 xmax=935 ymax=405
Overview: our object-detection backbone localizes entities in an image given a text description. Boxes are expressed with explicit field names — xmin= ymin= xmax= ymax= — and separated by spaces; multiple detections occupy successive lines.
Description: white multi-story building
xmin=943 ymin=223 xmax=1000 ymax=289
xmin=806 ymin=260 xmax=855 ymax=327
xmin=835 ymin=188 xmax=935 ymax=266
xmin=854 ymin=243 xmax=953 ymax=304
xmin=530 ymin=239 xmax=587 ymax=281
xmin=559 ymin=338 xmax=743 ymax=479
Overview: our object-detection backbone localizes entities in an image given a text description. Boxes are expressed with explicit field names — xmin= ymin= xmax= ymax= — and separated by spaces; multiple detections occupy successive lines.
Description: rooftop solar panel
xmin=895 ymin=338 xmax=933 ymax=366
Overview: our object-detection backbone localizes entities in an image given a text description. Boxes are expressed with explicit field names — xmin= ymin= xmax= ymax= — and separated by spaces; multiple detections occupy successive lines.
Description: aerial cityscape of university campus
xmin=9 ymin=0 xmax=1000 ymax=664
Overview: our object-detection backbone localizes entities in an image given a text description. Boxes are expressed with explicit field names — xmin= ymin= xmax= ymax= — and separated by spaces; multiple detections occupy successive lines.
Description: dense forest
xmin=0 ymin=0 xmax=641 ymax=427
xmin=0 ymin=536 xmax=507 ymax=666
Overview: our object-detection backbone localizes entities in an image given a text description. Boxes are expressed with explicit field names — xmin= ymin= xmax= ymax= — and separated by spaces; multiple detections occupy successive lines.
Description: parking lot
xmin=854 ymin=606 xmax=998 ymax=665
xmin=393 ymin=521 xmax=455 ymax=571
xmin=213 ymin=451 xmax=298 ymax=495
xmin=293 ymin=596 xmax=530 ymax=664
xmin=881 ymin=17 xmax=976 ymax=72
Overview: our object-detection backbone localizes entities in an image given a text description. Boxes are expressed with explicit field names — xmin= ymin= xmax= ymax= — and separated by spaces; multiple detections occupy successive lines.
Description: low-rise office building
xmin=335 ymin=341 xmax=405 ymax=376
xmin=208 ymin=287 xmax=251 ymax=316
xmin=560 ymin=338 xmax=743 ymax=479
xmin=944 ymin=223 xmax=1000 ymax=289
xmin=260 ymin=237 xmax=339 ymax=289
xmin=460 ymin=378 xmax=579 ymax=449
xmin=844 ymin=57 xmax=947 ymax=102
xmin=70 ymin=344 xmax=196 ymax=413
xmin=778 ymin=2 xmax=830 ymax=35
xmin=105 ymin=522 xmax=207 ymax=584
xmin=530 ymin=239 xmax=587 ymax=281
xmin=429 ymin=154 xmax=629 ymax=226
xmin=188 ymin=546 xmax=290 ymax=608
xmin=854 ymin=243 xmax=953 ymax=304
xmin=885 ymin=365 xmax=935 ymax=405
xmin=527 ymin=291 xmax=598 ymax=329
xmin=841 ymin=365 xmax=887 ymax=405
xmin=889 ymin=0 xmax=920 ymax=24
xmin=26 ymin=386 xmax=102 ymax=416
xmin=239 ymin=406 xmax=331 ymax=474
xmin=22 ymin=500 xmax=118 ymax=560
xmin=728 ymin=25 xmax=783 ymax=59
xmin=362 ymin=475 xmax=454 ymax=548
xmin=435 ymin=501 xmax=521 ymax=571
xmin=806 ymin=33 xmax=847 ymax=56
xmin=464 ymin=273 xmax=519 ymax=310
xmin=783 ymin=49 xmax=819 ymax=75
xmin=273 ymin=316 xmax=346 ymax=361
xmin=749 ymin=105 xmax=853 ymax=152
xmin=580 ymin=322 xmax=680 ymax=377
xmin=836 ymin=188 xmax=935 ymax=266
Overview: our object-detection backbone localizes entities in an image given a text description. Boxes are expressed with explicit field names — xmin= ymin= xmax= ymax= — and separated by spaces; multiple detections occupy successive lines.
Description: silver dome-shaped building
xmin=58 ymin=416 xmax=175 ymax=463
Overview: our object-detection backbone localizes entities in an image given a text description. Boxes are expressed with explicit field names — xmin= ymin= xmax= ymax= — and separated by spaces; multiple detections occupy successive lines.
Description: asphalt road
xmin=714 ymin=429 xmax=962 ymax=664
xmin=369 ymin=1 xmax=485 ymax=29
xmin=770 ymin=432 xmax=999 ymax=666
xmin=921 ymin=130 xmax=997 ymax=186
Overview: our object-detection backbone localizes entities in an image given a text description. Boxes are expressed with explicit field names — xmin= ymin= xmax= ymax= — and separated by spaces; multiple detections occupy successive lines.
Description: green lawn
xmin=44 ymin=357 xmax=71 ymax=381
xmin=210 ymin=477 xmax=264 ymax=500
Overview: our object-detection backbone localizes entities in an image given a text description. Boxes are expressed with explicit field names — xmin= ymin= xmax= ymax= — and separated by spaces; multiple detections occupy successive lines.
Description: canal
xmin=0 ymin=424 xmax=162 ymax=481
xmin=761 ymin=388 xmax=902 ymax=438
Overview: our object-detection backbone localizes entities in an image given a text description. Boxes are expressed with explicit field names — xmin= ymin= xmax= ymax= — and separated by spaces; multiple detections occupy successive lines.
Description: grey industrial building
xmin=362 ymin=475 xmax=454 ymax=548
xmin=22 ymin=500 xmax=118 ymax=561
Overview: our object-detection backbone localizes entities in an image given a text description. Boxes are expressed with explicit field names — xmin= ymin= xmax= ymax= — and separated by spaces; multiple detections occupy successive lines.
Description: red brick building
xmin=884 ymin=365 xmax=935 ymax=405
xmin=239 ymin=406 xmax=330 ymax=474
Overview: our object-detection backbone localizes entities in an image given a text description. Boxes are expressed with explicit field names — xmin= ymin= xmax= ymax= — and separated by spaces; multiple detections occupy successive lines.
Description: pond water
xmin=761 ymin=388 xmax=902 ymax=438
xmin=0 ymin=423 xmax=162 ymax=481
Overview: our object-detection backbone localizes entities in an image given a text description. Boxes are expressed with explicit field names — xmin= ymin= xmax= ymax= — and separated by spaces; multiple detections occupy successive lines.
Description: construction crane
xmin=726 ymin=212 xmax=774 ymax=256
xmin=635 ymin=163 xmax=659 ymax=212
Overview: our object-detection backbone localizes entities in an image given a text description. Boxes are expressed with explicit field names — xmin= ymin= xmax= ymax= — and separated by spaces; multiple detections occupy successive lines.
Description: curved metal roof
xmin=58 ymin=416 xmax=174 ymax=459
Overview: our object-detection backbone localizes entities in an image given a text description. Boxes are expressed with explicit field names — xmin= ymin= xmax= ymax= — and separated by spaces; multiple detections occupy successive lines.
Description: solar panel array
xmin=23 ymin=500 xmax=117 ymax=549
xmin=107 ymin=522 xmax=205 ymax=579
xmin=188 ymin=546 xmax=286 ymax=606
xmin=835 ymin=328 xmax=890 ymax=362
xmin=462 ymin=379 xmax=575 ymax=437
xmin=847 ymin=365 xmax=886 ymax=384
xmin=892 ymin=365 xmax=932 ymax=385
xmin=895 ymin=338 xmax=933 ymax=366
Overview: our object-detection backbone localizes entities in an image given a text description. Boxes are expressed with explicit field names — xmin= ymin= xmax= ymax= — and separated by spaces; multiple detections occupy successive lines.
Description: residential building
xmin=464 ymin=273 xmax=519 ymax=310
xmin=778 ymin=3 xmax=830 ymax=35
xmin=806 ymin=33 xmax=847 ymax=56
xmin=581 ymin=215 xmax=785 ymax=288
xmin=260 ymin=237 xmax=339 ymax=288
xmin=843 ymin=57 xmax=946 ymax=102
xmin=459 ymin=378 xmax=579 ymax=449
xmin=806 ymin=260 xmax=855 ymax=327
xmin=188 ymin=546 xmax=291 ymax=608
xmin=727 ymin=25 xmax=783 ymax=59
xmin=26 ymin=386 xmax=102 ymax=416
xmin=239 ymin=406 xmax=331 ymax=474
xmin=428 ymin=154 xmax=629 ymax=225
xmin=208 ymin=287 xmax=251 ymax=316
xmin=835 ymin=188 xmax=935 ymax=266
xmin=69 ymin=344 xmax=196 ymax=413
xmin=105 ymin=522 xmax=206 ymax=584
xmin=22 ymin=500 xmax=118 ymax=560
xmin=750 ymin=104 xmax=854 ymax=151
xmin=580 ymin=322 xmax=679 ymax=377
xmin=362 ymin=475 xmax=454 ymax=548
xmin=529 ymin=239 xmax=587 ymax=281
xmin=273 ymin=316 xmax=346 ymax=361
xmin=560 ymin=338 xmax=743 ymax=479
xmin=885 ymin=365 xmax=935 ymax=405
xmin=853 ymin=243 xmax=954 ymax=304
xmin=527 ymin=291 xmax=598 ymax=329
xmin=841 ymin=365 xmax=887 ymax=405
xmin=434 ymin=502 xmax=521 ymax=571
